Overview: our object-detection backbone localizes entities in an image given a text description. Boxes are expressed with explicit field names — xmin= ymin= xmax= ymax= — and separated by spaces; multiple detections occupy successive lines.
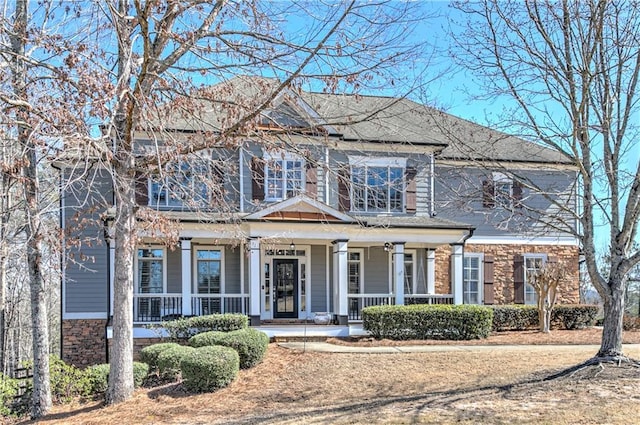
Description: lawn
xmin=17 ymin=330 xmax=640 ymax=424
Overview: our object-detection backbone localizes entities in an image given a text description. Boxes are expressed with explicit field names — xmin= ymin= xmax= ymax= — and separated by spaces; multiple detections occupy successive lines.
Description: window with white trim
xmin=390 ymin=250 xmax=418 ymax=294
xmin=493 ymin=172 xmax=513 ymax=208
xmin=137 ymin=248 xmax=165 ymax=294
xmin=463 ymin=254 xmax=483 ymax=304
xmin=348 ymin=250 xmax=363 ymax=294
xmin=349 ymin=157 xmax=406 ymax=213
xmin=150 ymin=156 xmax=220 ymax=208
xmin=195 ymin=249 xmax=223 ymax=294
xmin=524 ymin=255 xmax=546 ymax=305
xmin=264 ymin=152 xmax=305 ymax=201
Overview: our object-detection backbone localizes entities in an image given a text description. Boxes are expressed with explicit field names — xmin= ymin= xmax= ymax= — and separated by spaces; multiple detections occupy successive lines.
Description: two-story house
xmin=59 ymin=77 xmax=580 ymax=366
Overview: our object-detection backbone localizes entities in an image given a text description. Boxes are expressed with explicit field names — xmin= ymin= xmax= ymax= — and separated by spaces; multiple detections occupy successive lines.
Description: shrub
xmin=160 ymin=314 xmax=249 ymax=339
xmin=362 ymin=304 xmax=493 ymax=340
xmin=0 ymin=373 xmax=19 ymax=416
xmin=157 ymin=345 xmax=196 ymax=379
xmin=552 ymin=305 xmax=598 ymax=329
xmin=48 ymin=356 xmax=92 ymax=402
xmin=87 ymin=362 xmax=149 ymax=395
xmin=189 ymin=328 xmax=269 ymax=369
xmin=490 ymin=305 xmax=539 ymax=331
xmin=180 ymin=346 xmax=239 ymax=393
xmin=140 ymin=342 xmax=181 ymax=371
xmin=623 ymin=314 xmax=640 ymax=331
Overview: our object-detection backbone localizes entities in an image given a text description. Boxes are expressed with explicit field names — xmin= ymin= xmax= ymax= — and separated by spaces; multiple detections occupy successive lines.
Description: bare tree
xmin=450 ymin=0 xmax=640 ymax=362
xmin=531 ymin=262 xmax=566 ymax=333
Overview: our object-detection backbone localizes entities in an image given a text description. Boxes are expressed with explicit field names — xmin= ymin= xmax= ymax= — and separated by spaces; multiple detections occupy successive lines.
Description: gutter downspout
xmin=239 ymin=147 xmax=245 ymax=213
xmin=52 ymin=163 xmax=64 ymax=360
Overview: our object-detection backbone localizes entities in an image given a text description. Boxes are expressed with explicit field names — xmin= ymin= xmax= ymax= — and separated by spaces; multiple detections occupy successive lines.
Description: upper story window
xmin=482 ymin=172 xmax=522 ymax=209
xmin=264 ymin=152 xmax=305 ymax=201
xmin=149 ymin=155 xmax=223 ymax=209
xmin=349 ymin=156 xmax=406 ymax=213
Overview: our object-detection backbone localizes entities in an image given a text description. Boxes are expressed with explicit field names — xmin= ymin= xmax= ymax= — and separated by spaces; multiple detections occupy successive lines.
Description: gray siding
xmin=434 ymin=165 xmax=578 ymax=237
xmin=225 ymin=246 xmax=241 ymax=293
xmin=166 ymin=249 xmax=181 ymax=293
xmin=310 ymin=245 xmax=327 ymax=312
xmin=63 ymin=169 xmax=112 ymax=314
xmin=362 ymin=246 xmax=390 ymax=293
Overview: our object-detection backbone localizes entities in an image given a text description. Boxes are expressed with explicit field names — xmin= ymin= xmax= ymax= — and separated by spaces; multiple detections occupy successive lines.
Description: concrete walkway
xmin=279 ymin=341 xmax=640 ymax=354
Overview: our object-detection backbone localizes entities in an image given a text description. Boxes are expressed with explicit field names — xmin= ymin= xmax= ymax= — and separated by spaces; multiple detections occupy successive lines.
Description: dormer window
xmin=264 ymin=152 xmax=305 ymax=201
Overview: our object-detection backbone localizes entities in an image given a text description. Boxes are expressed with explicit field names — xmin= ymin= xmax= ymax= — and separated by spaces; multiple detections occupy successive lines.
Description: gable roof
xmin=244 ymin=195 xmax=355 ymax=223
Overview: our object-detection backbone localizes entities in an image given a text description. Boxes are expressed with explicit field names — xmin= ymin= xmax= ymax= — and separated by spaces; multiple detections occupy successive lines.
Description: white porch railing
xmin=347 ymin=293 xmax=455 ymax=321
xmin=133 ymin=293 xmax=249 ymax=323
xmin=190 ymin=294 xmax=249 ymax=316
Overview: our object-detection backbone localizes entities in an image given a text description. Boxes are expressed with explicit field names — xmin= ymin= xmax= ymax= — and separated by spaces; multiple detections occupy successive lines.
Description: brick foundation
xmin=62 ymin=319 xmax=108 ymax=367
xmin=434 ymin=243 xmax=580 ymax=305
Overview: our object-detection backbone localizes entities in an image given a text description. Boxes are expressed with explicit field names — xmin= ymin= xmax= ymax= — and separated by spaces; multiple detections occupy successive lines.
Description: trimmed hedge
xmin=180 ymin=346 xmax=239 ymax=393
xmin=157 ymin=345 xmax=196 ymax=379
xmin=362 ymin=304 xmax=493 ymax=340
xmin=491 ymin=304 xmax=598 ymax=331
xmin=161 ymin=314 xmax=249 ymax=339
xmin=139 ymin=342 xmax=181 ymax=371
xmin=552 ymin=305 xmax=598 ymax=329
xmin=189 ymin=328 xmax=269 ymax=369
xmin=87 ymin=362 xmax=149 ymax=394
xmin=490 ymin=305 xmax=538 ymax=331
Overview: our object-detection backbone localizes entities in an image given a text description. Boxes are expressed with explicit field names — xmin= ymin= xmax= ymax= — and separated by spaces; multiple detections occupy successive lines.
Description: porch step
xmin=272 ymin=336 xmax=330 ymax=343
xmin=261 ymin=319 xmax=315 ymax=325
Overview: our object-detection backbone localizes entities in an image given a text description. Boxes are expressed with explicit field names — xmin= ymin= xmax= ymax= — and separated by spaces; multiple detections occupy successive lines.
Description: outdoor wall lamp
xmin=290 ymin=241 xmax=296 ymax=250
xmin=384 ymin=242 xmax=391 ymax=252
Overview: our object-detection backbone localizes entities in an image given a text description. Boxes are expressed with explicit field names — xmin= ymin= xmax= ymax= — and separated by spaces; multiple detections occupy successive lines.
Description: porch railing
xmin=134 ymin=294 xmax=183 ymax=323
xmin=348 ymin=293 xmax=395 ymax=321
xmin=347 ymin=293 xmax=455 ymax=321
xmin=191 ymin=294 xmax=249 ymax=316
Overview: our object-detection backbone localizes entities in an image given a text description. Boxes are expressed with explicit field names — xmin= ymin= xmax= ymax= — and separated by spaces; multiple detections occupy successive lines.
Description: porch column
xmin=181 ymin=239 xmax=192 ymax=316
xmin=248 ymin=238 xmax=261 ymax=326
xmin=332 ymin=239 xmax=348 ymax=325
xmin=451 ymin=244 xmax=464 ymax=305
xmin=393 ymin=243 xmax=405 ymax=305
xmin=426 ymin=249 xmax=436 ymax=294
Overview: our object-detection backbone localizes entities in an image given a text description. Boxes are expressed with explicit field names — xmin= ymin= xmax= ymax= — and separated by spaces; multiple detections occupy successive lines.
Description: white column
xmin=333 ymin=240 xmax=348 ymax=325
xmin=393 ymin=243 xmax=405 ymax=305
xmin=181 ymin=239 xmax=192 ymax=316
xmin=426 ymin=249 xmax=436 ymax=295
xmin=248 ymin=238 xmax=261 ymax=325
xmin=109 ymin=240 xmax=115 ymax=316
xmin=451 ymin=244 xmax=464 ymax=305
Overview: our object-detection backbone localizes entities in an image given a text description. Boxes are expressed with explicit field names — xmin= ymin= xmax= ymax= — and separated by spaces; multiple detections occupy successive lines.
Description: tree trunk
xmin=598 ymin=285 xmax=626 ymax=358
xmin=106 ymin=169 xmax=136 ymax=404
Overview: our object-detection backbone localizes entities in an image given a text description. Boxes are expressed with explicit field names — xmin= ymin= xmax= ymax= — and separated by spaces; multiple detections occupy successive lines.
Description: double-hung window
xmin=149 ymin=155 xmax=217 ymax=208
xmin=524 ymin=255 xmax=546 ymax=305
xmin=264 ymin=152 xmax=304 ymax=201
xmin=136 ymin=248 xmax=165 ymax=321
xmin=463 ymin=254 xmax=483 ymax=304
xmin=349 ymin=157 xmax=406 ymax=213
xmin=194 ymin=248 xmax=224 ymax=315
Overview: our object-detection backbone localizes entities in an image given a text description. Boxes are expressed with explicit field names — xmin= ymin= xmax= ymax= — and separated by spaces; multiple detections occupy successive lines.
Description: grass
xmin=14 ymin=330 xmax=640 ymax=424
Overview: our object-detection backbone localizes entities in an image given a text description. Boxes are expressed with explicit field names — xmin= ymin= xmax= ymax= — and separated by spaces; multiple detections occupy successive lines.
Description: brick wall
xmin=62 ymin=319 xmax=107 ymax=367
xmin=433 ymin=243 xmax=580 ymax=305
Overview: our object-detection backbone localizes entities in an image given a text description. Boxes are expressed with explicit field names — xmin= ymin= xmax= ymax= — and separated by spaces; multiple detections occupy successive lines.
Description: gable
xmin=244 ymin=195 xmax=355 ymax=223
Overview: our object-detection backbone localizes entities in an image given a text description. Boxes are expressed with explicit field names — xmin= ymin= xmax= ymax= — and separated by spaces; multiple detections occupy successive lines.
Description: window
xmin=264 ymin=152 xmax=305 ymax=201
xmin=524 ymin=255 xmax=546 ymax=305
xmin=150 ymin=156 xmax=219 ymax=208
xmin=195 ymin=249 xmax=222 ymax=294
xmin=136 ymin=248 xmax=165 ymax=321
xmin=349 ymin=156 xmax=406 ymax=213
xmin=137 ymin=248 xmax=165 ymax=294
xmin=348 ymin=250 xmax=363 ymax=294
xmin=390 ymin=250 xmax=418 ymax=294
xmin=483 ymin=172 xmax=522 ymax=209
xmin=463 ymin=254 xmax=483 ymax=304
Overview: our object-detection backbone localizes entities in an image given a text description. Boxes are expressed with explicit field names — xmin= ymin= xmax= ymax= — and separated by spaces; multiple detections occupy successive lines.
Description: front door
xmin=273 ymin=259 xmax=298 ymax=318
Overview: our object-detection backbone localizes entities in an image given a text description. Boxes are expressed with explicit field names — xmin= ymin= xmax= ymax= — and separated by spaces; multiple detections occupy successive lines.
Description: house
xmin=59 ymin=77 xmax=580 ymax=366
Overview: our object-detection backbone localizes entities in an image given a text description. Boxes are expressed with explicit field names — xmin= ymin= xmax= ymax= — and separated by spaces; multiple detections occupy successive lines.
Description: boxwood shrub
xmin=552 ymin=305 xmax=598 ymax=329
xmin=490 ymin=305 xmax=539 ymax=331
xmin=139 ymin=342 xmax=181 ymax=372
xmin=180 ymin=345 xmax=239 ymax=393
xmin=157 ymin=345 xmax=196 ymax=380
xmin=162 ymin=314 xmax=249 ymax=339
xmin=189 ymin=328 xmax=269 ymax=369
xmin=87 ymin=362 xmax=149 ymax=394
xmin=362 ymin=304 xmax=493 ymax=340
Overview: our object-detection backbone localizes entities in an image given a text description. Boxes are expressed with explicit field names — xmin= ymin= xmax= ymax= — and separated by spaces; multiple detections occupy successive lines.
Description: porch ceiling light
xmin=290 ymin=241 xmax=296 ymax=250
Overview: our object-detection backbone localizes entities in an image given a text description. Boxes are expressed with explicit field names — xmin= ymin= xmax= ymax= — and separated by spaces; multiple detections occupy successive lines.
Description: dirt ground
xmin=16 ymin=329 xmax=640 ymax=425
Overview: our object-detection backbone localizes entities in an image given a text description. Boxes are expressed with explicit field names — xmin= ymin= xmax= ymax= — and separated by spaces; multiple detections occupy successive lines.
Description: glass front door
xmin=273 ymin=259 xmax=298 ymax=318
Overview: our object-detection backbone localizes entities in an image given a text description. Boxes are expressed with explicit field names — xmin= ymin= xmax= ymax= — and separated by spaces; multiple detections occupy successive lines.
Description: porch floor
xmin=254 ymin=324 xmax=368 ymax=339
